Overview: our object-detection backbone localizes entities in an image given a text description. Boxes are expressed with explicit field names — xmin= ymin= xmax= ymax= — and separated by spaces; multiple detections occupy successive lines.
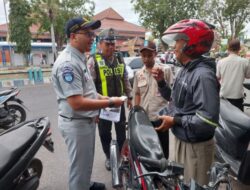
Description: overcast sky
xmin=93 ymin=0 xmax=139 ymax=24
xmin=0 ymin=0 xmax=249 ymax=37
xmin=0 ymin=0 xmax=139 ymax=25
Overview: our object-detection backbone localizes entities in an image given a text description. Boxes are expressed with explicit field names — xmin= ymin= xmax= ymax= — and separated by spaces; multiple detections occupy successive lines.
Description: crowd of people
xmin=51 ymin=15 xmax=250 ymax=190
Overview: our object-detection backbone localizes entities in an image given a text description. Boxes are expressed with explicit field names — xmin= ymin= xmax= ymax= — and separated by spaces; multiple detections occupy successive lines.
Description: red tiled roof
xmin=98 ymin=19 xmax=145 ymax=33
xmin=94 ymin=7 xmax=146 ymax=52
xmin=0 ymin=23 xmax=50 ymax=39
xmin=94 ymin=8 xmax=145 ymax=38
xmin=0 ymin=24 xmax=7 ymax=31
xmin=94 ymin=7 xmax=124 ymax=21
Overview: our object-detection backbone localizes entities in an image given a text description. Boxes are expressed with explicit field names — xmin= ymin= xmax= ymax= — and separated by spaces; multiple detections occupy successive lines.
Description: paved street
xmin=18 ymin=84 xmax=113 ymax=190
xmin=16 ymin=84 xmax=250 ymax=190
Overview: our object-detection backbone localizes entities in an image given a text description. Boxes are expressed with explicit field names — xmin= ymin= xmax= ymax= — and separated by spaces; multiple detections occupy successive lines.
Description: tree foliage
xmin=131 ymin=0 xmax=202 ymax=37
xmin=30 ymin=0 xmax=95 ymax=50
xmin=132 ymin=0 xmax=250 ymax=40
xmin=199 ymin=0 xmax=250 ymax=39
xmin=9 ymin=0 xmax=32 ymax=55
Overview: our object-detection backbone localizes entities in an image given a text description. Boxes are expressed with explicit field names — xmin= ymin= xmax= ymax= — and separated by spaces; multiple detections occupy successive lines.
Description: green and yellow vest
xmin=94 ymin=53 xmax=125 ymax=96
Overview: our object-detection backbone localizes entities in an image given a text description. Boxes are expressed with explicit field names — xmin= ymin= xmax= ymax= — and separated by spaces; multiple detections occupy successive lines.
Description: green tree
xmin=9 ymin=0 xmax=32 ymax=58
xmin=200 ymin=0 xmax=250 ymax=39
xmin=30 ymin=0 xmax=95 ymax=50
xmin=131 ymin=0 xmax=203 ymax=37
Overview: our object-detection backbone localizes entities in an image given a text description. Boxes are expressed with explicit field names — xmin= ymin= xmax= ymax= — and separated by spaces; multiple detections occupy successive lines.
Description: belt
xmin=59 ymin=114 xmax=94 ymax=121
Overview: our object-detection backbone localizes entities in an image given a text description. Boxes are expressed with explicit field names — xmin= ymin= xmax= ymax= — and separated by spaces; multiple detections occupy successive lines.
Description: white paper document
xmin=99 ymin=107 xmax=121 ymax=122
xmin=120 ymin=96 xmax=127 ymax=101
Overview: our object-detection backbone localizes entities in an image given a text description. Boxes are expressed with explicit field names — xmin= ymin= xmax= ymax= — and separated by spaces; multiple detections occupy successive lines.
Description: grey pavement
xmin=14 ymin=84 xmax=250 ymax=190
xmin=17 ymin=84 xmax=116 ymax=190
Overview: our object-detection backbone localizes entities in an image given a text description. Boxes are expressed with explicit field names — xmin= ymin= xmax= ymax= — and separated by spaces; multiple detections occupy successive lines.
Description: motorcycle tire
xmin=8 ymin=104 xmax=26 ymax=125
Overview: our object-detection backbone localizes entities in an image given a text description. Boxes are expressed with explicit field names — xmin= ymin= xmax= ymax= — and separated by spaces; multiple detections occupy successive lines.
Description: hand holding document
xmin=99 ymin=96 xmax=127 ymax=122
xmin=120 ymin=96 xmax=128 ymax=101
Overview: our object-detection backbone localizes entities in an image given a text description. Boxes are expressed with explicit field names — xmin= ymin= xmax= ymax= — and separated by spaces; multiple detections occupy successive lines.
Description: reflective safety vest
xmin=95 ymin=54 xmax=125 ymax=96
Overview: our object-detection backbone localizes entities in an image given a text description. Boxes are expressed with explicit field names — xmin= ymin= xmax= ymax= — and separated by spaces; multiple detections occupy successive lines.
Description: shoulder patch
xmin=62 ymin=66 xmax=74 ymax=83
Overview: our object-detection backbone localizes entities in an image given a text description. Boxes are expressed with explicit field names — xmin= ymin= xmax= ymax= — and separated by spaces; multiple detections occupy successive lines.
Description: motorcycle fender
xmin=12 ymin=99 xmax=29 ymax=111
xmin=15 ymin=98 xmax=24 ymax=105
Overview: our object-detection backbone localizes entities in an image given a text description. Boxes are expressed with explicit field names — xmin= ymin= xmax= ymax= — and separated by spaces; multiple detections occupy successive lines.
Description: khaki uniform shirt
xmin=133 ymin=63 xmax=173 ymax=121
xmin=217 ymin=54 xmax=250 ymax=99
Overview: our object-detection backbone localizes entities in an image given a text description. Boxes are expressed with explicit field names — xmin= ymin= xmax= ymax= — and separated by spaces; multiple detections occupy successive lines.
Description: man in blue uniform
xmin=52 ymin=17 xmax=124 ymax=190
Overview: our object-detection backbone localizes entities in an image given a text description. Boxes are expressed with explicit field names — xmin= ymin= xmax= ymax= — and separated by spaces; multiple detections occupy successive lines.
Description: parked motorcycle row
xmin=0 ymin=88 xmax=27 ymax=130
xmin=0 ymin=88 xmax=54 ymax=190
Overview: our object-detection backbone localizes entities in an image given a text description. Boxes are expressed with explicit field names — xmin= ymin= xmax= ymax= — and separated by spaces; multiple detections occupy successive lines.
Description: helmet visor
xmin=162 ymin=33 xmax=189 ymax=47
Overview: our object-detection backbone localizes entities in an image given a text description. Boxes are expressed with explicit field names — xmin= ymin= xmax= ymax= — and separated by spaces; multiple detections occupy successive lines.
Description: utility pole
xmin=49 ymin=9 xmax=57 ymax=62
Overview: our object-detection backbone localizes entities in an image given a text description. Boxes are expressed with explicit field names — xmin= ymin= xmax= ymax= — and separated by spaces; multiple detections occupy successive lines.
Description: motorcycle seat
xmin=220 ymin=99 xmax=250 ymax=132
xmin=0 ymin=124 xmax=36 ymax=179
xmin=129 ymin=106 xmax=164 ymax=168
xmin=218 ymin=99 xmax=250 ymax=159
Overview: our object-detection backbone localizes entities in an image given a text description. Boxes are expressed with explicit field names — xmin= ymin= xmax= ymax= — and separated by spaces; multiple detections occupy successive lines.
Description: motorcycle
xmin=215 ymin=98 xmax=250 ymax=185
xmin=0 ymin=87 xmax=27 ymax=129
xmin=111 ymin=106 xmax=234 ymax=190
xmin=0 ymin=117 xmax=54 ymax=190
xmin=110 ymin=105 xmax=185 ymax=189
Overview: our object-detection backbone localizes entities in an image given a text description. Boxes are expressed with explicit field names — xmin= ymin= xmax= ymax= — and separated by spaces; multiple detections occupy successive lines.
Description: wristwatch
xmin=108 ymin=98 xmax=115 ymax=108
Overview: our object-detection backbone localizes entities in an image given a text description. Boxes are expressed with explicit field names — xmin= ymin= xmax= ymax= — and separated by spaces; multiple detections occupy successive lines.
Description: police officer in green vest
xmin=88 ymin=28 xmax=132 ymax=170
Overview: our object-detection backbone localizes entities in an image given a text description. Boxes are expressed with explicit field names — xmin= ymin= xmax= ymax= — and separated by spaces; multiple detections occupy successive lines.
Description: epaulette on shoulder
xmin=65 ymin=51 xmax=72 ymax=62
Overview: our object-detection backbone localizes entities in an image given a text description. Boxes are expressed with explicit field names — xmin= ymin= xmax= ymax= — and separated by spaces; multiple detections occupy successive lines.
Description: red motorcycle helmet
xmin=162 ymin=19 xmax=214 ymax=58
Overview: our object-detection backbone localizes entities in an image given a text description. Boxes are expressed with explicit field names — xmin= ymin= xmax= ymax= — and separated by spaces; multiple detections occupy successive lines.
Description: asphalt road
xmin=16 ymin=84 xmax=250 ymax=190
xmin=18 ymin=84 xmax=113 ymax=190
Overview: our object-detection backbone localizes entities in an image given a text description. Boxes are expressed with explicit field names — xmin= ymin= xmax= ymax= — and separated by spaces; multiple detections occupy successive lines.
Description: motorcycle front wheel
xmin=8 ymin=104 xmax=26 ymax=125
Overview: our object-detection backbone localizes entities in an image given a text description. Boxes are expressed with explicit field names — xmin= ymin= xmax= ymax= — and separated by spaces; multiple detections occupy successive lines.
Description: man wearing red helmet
xmin=152 ymin=19 xmax=220 ymax=186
